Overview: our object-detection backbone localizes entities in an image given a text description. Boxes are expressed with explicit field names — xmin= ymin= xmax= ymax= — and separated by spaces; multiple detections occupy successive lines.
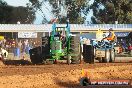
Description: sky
xmin=34 ymin=1 xmax=53 ymax=24
xmin=5 ymin=0 xmax=29 ymax=7
xmin=5 ymin=0 xmax=94 ymax=24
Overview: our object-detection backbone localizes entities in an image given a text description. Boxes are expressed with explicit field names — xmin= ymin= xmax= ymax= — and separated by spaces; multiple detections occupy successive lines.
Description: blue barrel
xmin=25 ymin=46 xmax=30 ymax=54
xmin=14 ymin=48 xmax=20 ymax=57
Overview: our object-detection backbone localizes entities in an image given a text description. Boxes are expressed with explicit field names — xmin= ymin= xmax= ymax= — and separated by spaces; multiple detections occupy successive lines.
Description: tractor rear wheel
xmin=67 ymin=55 xmax=71 ymax=65
xmin=42 ymin=36 xmax=50 ymax=61
xmin=29 ymin=46 xmax=43 ymax=64
xmin=102 ymin=49 xmax=110 ymax=63
xmin=69 ymin=35 xmax=81 ymax=64
xmin=83 ymin=44 xmax=94 ymax=64
xmin=109 ymin=49 xmax=115 ymax=62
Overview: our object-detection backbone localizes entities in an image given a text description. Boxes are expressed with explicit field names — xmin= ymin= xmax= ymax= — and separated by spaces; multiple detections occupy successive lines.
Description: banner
xmin=18 ymin=32 xmax=37 ymax=38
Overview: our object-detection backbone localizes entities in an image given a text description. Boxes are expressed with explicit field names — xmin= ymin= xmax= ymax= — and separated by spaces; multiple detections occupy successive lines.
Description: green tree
xmin=29 ymin=0 xmax=89 ymax=24
xmin=10 ymin=6 xmax=35 ymax=24
xmin=0 ymin=0 xmax=7 ymax=5
xmin=0 ymin=0 xmax=12 ymax=23
xmin=0 ymin=0 xmax=35 ymax=24
xmin=50 ymin=0 xmax=89 ymax=24
xmin=91 ymin=0 xmax=132 ymax=24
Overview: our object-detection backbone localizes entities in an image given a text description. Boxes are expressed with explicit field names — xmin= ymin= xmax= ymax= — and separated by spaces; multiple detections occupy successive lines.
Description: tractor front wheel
xmin=67 ymin=55 xmax=71 ymax=65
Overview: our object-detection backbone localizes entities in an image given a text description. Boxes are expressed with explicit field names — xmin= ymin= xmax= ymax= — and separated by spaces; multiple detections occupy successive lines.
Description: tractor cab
xmin=54 ymin=27 xmax=66 ymax=41
xmin=49 ymin=23 xmax=70 ymax=61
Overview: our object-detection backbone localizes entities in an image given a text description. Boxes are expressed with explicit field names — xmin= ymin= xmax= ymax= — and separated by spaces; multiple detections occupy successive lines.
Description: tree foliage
xmin=28 ymin=0 xmax=48 ymax=23
xmin=11 ymin=6 xmax=35 ymax=24
xmin=0 ymin=0 xmax=7 ymax=5
xmin=50 ymin=0 xmax=89 ymax=24
xmin=91 ymin=0 xmax=132 ymax=24
xmin=29 ymin=0 xmax=89 ymax=24
xmin=0 ymin=0 xmax=35 ymax=24
xmin=0 ymin=0 xmax=12 ymax=23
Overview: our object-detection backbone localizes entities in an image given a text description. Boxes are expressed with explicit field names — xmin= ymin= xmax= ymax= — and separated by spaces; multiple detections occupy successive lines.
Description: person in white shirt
xmin=0 ymin=47 xmax=8 ymax=58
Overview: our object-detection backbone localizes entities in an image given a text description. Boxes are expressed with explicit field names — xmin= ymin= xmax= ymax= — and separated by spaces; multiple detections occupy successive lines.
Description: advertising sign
xmin=18 ymin=32 xmax=37 ymax=38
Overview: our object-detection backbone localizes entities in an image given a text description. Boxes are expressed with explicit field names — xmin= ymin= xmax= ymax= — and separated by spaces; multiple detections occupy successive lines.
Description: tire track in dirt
xmin=0 ymin=63 xmax=132 ymax=88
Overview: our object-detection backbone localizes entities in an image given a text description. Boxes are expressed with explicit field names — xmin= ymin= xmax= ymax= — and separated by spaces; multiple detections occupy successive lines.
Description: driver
xmin=104 ymin=28 xmax=116 ymax=41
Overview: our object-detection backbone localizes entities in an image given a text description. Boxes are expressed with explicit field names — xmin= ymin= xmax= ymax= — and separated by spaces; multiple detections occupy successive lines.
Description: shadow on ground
xmin=3 ymin=59 xmax=32 ymax=65
xmin=54 ymin=78 xmax=81 ymax=88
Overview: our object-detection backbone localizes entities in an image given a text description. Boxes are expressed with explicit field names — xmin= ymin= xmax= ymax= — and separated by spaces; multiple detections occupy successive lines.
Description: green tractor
xmin=47 ymin=21 xmax=81 ymax=64
xmin=30 ymin=21 xmax=81 ymax=64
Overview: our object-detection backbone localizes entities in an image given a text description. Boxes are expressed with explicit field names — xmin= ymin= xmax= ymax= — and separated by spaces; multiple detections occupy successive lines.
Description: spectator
xmin=18 ymin=40 xmax=22 ymax=51
xmin=0 ymin=46 xmax=8 ymax=58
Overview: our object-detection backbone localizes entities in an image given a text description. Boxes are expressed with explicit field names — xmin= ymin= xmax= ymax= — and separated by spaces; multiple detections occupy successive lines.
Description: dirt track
xmin=0 ymin=63 xmax=132 ymax=88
